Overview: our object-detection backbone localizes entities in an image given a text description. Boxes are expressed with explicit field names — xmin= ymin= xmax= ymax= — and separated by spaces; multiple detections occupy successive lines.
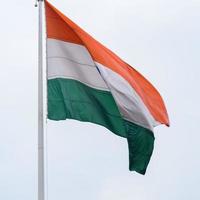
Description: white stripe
xmin=47 ymin=38 xmax=157 ymax=129
xmin=47 ymin=39 xmax=109 ymax=91
xmin=96 ymin=62 xmax=157 ymax=130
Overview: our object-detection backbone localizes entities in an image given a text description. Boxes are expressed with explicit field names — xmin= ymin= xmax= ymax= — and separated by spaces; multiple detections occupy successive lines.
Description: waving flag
xmin=45 ymin=0 xmax=169 ymax=174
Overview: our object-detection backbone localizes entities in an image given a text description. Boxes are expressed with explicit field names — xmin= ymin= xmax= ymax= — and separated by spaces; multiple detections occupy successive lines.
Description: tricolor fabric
xmin=45 ymin=0 xmax=169 ymax=174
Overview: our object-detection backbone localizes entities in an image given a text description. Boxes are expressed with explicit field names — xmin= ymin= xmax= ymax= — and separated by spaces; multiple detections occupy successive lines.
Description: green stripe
xmin=48 ymin=78 xmax=154 ymax=174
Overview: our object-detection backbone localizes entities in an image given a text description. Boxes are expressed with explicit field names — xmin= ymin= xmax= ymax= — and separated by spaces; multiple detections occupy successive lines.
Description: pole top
xmin=35 ymin=0 xmax=43 ymax=7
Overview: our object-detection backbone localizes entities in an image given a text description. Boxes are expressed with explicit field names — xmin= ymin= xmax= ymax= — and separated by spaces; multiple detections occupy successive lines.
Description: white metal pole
xmin=37 ymin=1 xmax=45 ymax=200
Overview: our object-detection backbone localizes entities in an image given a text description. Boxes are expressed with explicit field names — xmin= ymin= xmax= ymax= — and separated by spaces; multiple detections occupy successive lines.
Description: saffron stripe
xmin=45 ymin=0 xmax=169 ymax=125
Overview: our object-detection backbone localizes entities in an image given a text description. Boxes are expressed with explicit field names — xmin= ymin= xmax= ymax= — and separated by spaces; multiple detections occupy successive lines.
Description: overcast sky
xmin=0 ymin=0 xmax=200 ymax=199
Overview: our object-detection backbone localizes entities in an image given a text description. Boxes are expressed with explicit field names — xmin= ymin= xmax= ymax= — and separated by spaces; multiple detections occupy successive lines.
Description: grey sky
xmin=0 ymin=0 xmax=200 ymax=199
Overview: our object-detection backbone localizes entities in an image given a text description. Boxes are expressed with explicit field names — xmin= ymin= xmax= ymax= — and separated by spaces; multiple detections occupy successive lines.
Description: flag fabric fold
xmin=45 ymin=0 xmax=169 ymax=174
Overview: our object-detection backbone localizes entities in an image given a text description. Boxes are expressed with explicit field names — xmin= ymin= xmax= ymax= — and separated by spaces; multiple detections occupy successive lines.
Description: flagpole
xmin=37 ymin=0 xmax=45 ymax=200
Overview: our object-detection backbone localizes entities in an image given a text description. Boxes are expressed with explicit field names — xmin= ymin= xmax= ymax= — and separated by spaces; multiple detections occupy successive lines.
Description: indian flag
xmin=45 ymin=0 xmax=169 ymax=174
